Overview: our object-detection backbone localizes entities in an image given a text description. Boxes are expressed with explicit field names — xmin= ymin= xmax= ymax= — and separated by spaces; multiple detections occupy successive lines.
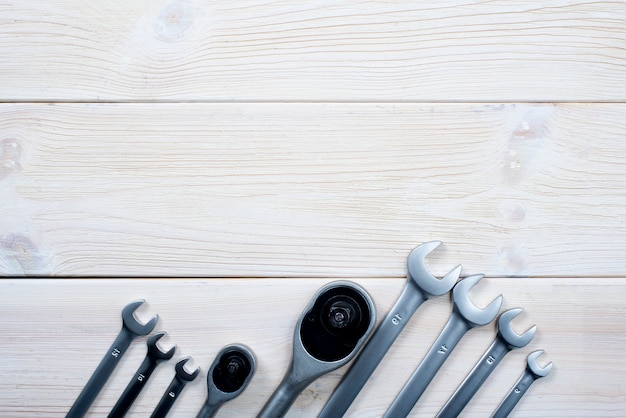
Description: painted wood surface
xmin=1 ymin=0 xmax=625 ymax=416
xmin=1 ymin=278 xmax=623 ymax=417
xmin=1 ymin=0 xmax=625 ymax=101
xmin=1 ymin=103 xmax=625 ymax=277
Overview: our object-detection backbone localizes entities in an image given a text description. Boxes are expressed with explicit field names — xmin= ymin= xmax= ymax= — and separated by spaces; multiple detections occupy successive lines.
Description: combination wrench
xmin=383 ymin=274 xmax=502 ymax=418
xmin=108 ymin=332 xmax=176 ymax=418
xmin=436 ymin=307 xmax=536 ymax=418
xmin=318 ymin=241 xmax=461 ymax=418
xmin=491 ymin=350 xmax=553 ymax=418
xmin=67 ymin=300 xmax=158 ymax=418
xmin=150 ymin=357 xmax=200 ymax=418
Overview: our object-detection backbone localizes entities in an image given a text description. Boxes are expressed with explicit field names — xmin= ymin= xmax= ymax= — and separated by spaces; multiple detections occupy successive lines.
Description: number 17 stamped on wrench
xmin=383 ymin=274 xmax=503 ymax=418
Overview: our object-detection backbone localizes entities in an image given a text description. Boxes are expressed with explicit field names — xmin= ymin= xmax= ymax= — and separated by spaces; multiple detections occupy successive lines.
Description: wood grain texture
xmin=0 ymin=277 xmax=624 ymax=417
xmin=1 ymin=103 xmax=625 ymax=277
xmin=1 ymin=0 xmax=625 ymax=101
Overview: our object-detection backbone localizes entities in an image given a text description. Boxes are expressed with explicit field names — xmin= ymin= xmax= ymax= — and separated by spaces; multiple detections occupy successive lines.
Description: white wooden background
xmin=1 ymin=1 xmax=625 ymax=417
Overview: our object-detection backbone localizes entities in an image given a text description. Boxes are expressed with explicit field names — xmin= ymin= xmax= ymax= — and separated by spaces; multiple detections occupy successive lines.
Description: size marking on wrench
xmin=436 ymin=307 xmax=537 ymax=418
xmin=151 ymin=357 xmax=200 ymax=418
xmin=109 ymin=332 xmax=176 ymax=418
xmin=66 ymin=300 xmax=158 ymax=418
xmin=318 ymin=241 xmax=461 ymax=418
xmin=491 ymin=350 xmax=553 ymax=418
xmin=383 ymin=274 xmax=502 ymax=418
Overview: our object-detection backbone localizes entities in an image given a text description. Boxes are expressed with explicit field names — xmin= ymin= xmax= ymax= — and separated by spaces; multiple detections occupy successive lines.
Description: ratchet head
xmin=208 ymin=344 xmax=256 ymax=398
xmin=147 ymin=332 xmax=176 ymax=361
xmin=122 ymin=300 xmax=158 ymax=336
xmin=407 ymin=241 xmax=461 ymax=297
xmin=527 ymin=350 xmax=553 ymax=378
xmin=175 ymin=357 xmax=200 ymax=382
xmin=453 ymin=274 xmax=503 ymax=326
xmin=497 ymin=308 xmax=536 ymax=349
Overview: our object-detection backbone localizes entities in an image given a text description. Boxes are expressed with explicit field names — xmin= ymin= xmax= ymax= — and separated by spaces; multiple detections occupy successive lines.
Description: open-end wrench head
xmin=407 ymin=241 xmax=461 ymax=296
xmin=147 ymin=332 xmax=176 ymax=361
xmin=122 ymin=300 xmax=158 ymax=336
xmin=497 ymin=308 xmax=536 ymax=349
xmin=527 ymin=350 xmax=553 ymax=377
xmin=453 ymin=274 xmax=503 ymax=326
xmin=175 ymin=357 xmax=200 ymax=382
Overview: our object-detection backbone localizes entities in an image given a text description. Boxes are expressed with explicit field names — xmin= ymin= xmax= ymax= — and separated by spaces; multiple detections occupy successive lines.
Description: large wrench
xmin=491 ymin=350 xmax=553 ymax=418
xmin=108 ymin=332 xmax=176 ymax=418
xmin=383 ymin=274 xmax=502 ymax=418
xmin=67 ymin=300 xmax=158 ymax=418
xmin=318 ymin=241 xmax=461 ymax=418
xmin=436 ymin=308 xmax=536 ymax=418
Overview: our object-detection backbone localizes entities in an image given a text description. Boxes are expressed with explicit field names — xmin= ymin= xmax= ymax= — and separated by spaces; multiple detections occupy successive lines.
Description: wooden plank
xmin=1 ymin=103 xmax=625 ymax=277
xmin=1 ymin=0 xmax=625 ymax=102
xmin=0 ymin=277 xmax=624 ymax=417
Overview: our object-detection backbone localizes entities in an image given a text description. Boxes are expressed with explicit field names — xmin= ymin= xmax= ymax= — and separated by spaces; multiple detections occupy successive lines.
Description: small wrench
xmin=318 ymin=241 xmax=461 ymax=418
xmin=196 ymin=344 xmax=256 ymax=418
xmin=150 ymin=357 xmax=200 ymax=418
xmin=66 ymin=300 xmax=158 ymax=418
xmin=383 ymin=274 xmax=502 ymax=418
xmin=491 ymin=350 xmax=553 ymax=418
xmin=108 ymin=332 xmax=176 ymax=418
xmin=436 ymin=307 xmax=536 ymax=418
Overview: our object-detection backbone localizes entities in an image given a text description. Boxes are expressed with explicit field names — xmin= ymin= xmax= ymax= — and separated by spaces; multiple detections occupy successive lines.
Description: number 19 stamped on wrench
xmin=383 ymin=274 xmax=503 ymax=418
xmin=319 ymin=241 xmax=461 ymax=418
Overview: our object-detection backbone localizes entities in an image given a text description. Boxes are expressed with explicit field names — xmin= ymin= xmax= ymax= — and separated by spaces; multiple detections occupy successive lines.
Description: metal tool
xmin=383 ymin=274 xmax=502 ymax=418
xmin=491 ymin=350 xmax=553 ymax=418
xmin=66 ymin=300 xmax=158 ymax=418
xmin=196 ymin=344 xmax=256 ymax=418
xmin=318 ymin=241 xmax=461 ymax=418
xmin=257 ymin=280 xmax=376 ymax=418
xmin=108 ymin=332 xmax=176 ymax=418
xmin=150 ymin=357 xmax=200 ymax=418
xmin=436 ymin=308 xmax=536 ymax=418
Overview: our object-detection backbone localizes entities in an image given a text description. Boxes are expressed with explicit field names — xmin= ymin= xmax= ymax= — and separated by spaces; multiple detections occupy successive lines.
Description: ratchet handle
xmin=256 ymin=375 xmax=309 ymax=418
xmin=196 ymin=401 xmax=220 ymax=418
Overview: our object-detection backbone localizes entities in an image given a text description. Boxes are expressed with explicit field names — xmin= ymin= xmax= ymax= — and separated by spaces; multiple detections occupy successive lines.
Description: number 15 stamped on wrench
xmin=67 ymin=300 xmax=158 ymax=418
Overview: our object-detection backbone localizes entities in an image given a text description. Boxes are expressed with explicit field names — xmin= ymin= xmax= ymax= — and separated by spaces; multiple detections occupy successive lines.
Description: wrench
xmin=383 ymin=274 xmax=502 ymax=418
xmin=66 ymin=300 xmax=158 ymax=418
xmin=150 ymin=357 xmax=200 ymax=418
xmin=436 ymin=307 xmax=536 ymax=418
xmin=108 ymin=332 xmax=176 ymax=418
xmin=318 ymin=241 xmax=461 ymax=418
xmin=257 ymin=280 xmax=376 ymax=418
xmin=491 ymin=350 xmax=553 ymax=418
xmin=196 ymin=344 xmax=256 ymax=418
